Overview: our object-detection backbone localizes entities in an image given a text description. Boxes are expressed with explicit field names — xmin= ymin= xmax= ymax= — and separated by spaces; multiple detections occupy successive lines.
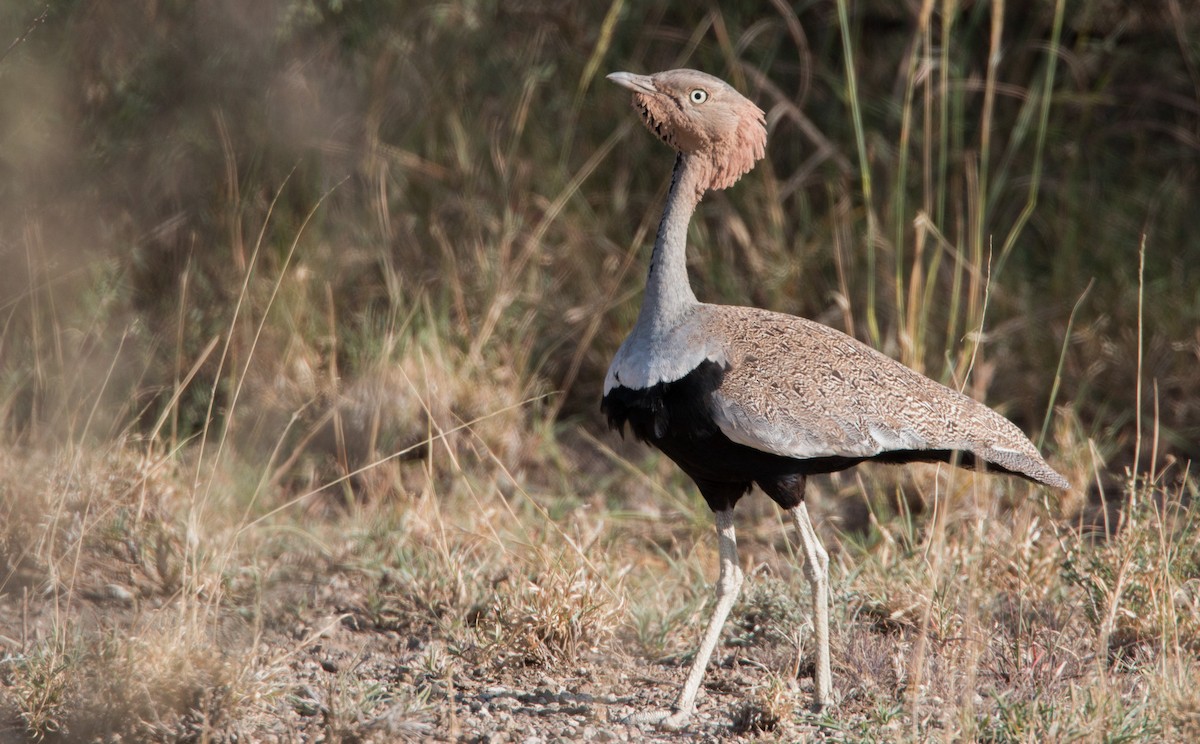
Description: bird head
xmin=607 ymin=68 xmax=767 ymax=194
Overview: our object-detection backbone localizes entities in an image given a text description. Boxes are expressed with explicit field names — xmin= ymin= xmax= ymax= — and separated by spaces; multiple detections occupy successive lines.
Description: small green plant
xmin=3 ymin=638 xmax=74 ymax=739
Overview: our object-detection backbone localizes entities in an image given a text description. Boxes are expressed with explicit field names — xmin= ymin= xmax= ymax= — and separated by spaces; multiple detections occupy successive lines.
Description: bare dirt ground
xmin=176 ymin=568 xmax=851 ymax=743
xmin=0 ymin=555 xmax=839 ymax=743
xmin=0 ymin=453 xmax=867 ymax=743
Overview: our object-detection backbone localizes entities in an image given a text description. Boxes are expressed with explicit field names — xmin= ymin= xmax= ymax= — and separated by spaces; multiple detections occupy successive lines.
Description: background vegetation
xmin=0 ymin=0 xmax=1197 ymax=740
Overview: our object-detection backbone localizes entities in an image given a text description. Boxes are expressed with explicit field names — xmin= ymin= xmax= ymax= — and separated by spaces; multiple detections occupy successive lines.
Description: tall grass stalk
xmin=1132 ymin=234 xmax=1147 ymax=511
xmin=995 ymin=0 xmax=1066 ymax=278
xmin=836 ymin=0 xmax=879 ymax=346
xmin=1038 ymin=280 xmax=1093 ymax=449
xmin=892 ymin=0 xmax=932 ymax=366
xmin=188 ymin=167 xmax=293 ymax=495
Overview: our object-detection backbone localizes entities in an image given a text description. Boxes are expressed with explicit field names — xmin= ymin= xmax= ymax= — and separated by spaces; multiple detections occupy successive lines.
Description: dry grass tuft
xmin=1062 ymin=482 xmax=1200 ymax=658
xmin=729 ymin=572 xmax=809 ymax=672
xmin=0 ymin=447 xmax=264 ymax=741
xmin=730 ymin=672 xmax=794 ymax=734
xmin=0 ymin=447 xmax=190 ymax=604
xmin=479 ymin=565 xmax=621 ymax=667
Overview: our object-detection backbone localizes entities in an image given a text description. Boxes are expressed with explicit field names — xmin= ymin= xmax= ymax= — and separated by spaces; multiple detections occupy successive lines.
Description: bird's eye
xmin=689 ymin=89 xmax=708 ymax=104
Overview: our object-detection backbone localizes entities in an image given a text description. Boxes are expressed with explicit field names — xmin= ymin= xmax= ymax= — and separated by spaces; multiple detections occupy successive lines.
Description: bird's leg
xmin=672 ymin=509 xmax=744 ymax=718
xmin=625 ymin=508 xmax=743 ymax=729
xmin=789 ymin=499 xmax=832 ymax=711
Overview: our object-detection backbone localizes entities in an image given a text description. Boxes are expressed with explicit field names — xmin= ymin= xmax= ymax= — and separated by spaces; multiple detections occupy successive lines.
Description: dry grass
xmin=0 ymin=386 xmax=1196 ymax=741
xmin=1 ymin=1 xmax=1198 ymax=741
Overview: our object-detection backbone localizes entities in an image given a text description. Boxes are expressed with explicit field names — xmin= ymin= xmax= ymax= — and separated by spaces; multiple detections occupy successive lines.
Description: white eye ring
xmin=689 ymin=89 xmax=708 ymax=104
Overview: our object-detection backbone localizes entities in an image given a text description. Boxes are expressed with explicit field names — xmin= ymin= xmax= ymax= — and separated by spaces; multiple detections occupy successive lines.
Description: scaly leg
xmin=789 ymin=499 xmax=832 ymax=711
xmin=625 ymin=508 xmax=743 ymax=729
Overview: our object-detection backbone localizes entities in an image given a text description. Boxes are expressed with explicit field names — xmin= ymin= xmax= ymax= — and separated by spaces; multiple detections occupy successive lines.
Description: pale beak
xmin=606 ymin=71 xmax=657 ymax=95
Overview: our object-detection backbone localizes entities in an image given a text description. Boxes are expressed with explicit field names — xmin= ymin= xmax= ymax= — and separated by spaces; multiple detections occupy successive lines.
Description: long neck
xmin=634 ymin=154 xmax=704 ymax=335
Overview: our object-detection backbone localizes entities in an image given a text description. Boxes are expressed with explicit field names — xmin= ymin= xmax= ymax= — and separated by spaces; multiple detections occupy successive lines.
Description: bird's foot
xmin=622 ymin=708 xmax=691 ymax=730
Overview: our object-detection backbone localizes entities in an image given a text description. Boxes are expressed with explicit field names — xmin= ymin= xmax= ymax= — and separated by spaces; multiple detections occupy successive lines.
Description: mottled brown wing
xmin=704 ymin=306 xmax=1069 ymax=488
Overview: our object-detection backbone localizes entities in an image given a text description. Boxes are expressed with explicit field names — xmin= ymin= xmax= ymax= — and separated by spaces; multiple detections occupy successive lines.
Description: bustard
xmin=599 ymin=68 xmax=1069 ymax=728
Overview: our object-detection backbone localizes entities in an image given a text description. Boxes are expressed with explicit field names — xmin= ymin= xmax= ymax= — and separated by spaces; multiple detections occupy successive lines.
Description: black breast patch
xmin=600 ymin=360 xmax=817 ymax=511
xmin=601 ymin=360 xmax=727 ymax=444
